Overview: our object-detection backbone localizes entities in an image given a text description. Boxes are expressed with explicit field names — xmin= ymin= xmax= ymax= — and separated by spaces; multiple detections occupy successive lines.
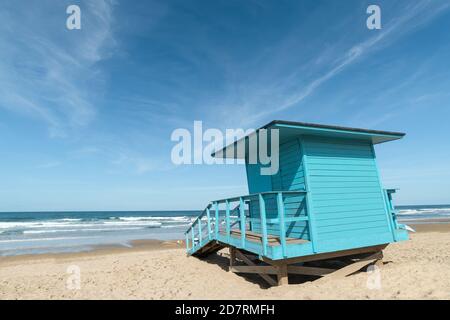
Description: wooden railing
xmin=383 ymin=188 xmax=400 ymax=240
xmin=185 ymin=190 xmax=308 ymax=257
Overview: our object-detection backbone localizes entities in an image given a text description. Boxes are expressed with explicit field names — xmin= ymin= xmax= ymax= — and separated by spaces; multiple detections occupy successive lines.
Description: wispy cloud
xmin=111 ymin=154 xmax=156 ymax=174
xmin=0 ymin=0 xmax=117 ymax=137
xmin=111 ymin=152 xmax=174 ymax=175
xmin=69 ymin=146 xmax=102 ymax=157
xmin=36 ymin=161 xmax=62 ymax=169
xmin=213 ymin=0 xmax=450 ymax=127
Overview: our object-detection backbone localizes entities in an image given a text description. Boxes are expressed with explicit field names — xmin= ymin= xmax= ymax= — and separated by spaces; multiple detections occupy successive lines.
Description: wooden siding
xmin=302 ymin=136 xmax=393 ymax=246
xmin=248 ymin=139 xmax=309 ymax=240
xmin=246 ymin=163 xmax=272 ymax=194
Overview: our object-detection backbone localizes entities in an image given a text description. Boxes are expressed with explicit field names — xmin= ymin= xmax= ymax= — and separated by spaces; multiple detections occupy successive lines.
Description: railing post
xmin=206 ymin=207 xmax=212 ymax=240
xmin=225 ymin=200 xmax=231 ymax=243
xmin=387 ymin=191 xmax=399 ymax=230
xmin=258 ymin=194 xmax=268 ymax=256
xmin=239 ymin=197 xmax=246 ymax=249
xmin=382 ymin=189 xmax=397 ymax=241
xmin=185 ymin=232 xmax=189 ymax=251
xmin=277 ymin=192 xmax=287 ymax=257
xmin=198 ymin=218 xmax=202 ymax=244
xmin=214 ymin=202 xmax=219 ymax=239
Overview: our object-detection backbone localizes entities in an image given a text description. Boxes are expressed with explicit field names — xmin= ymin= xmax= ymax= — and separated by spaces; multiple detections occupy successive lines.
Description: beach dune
xmin=0 ymin=225 xmax=449 ymax=299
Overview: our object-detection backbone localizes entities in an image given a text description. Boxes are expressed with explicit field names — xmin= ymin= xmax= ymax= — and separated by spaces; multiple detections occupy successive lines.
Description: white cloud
xmin=0 ymin=0 xmax=117 ymax=137
xmin=215 ymin=0 xmax=450 ymax=127
xmin=111 ymin=152 xmax=172 ymax=175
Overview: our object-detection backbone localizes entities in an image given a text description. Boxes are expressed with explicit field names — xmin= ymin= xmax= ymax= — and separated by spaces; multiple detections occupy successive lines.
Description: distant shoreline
xmin=399 ymin=217 xmax=450 ymax=224
xmin=0 ymin=205 xmax=449 ymax=257
xmin=0 ymin=238 xmax=185 ymax=264
xmin=1 ymin=205 xmax=450 ymax=214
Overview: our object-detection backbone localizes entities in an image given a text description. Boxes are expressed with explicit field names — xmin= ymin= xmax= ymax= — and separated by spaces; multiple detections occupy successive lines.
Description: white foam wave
xmin=0 ymin=220 xmax=167 ymax=230
xmin=0 ymin=221 xmax=85 ymax=229
xmin=0 ymin=236 xmax=101 ymax=243
xmin=0 ymin=215 xmax=194 ymax=239
xmin=102 ymin=221 xmax=162 ymax=227
xmin=116 ymin=216 xmax=191 ymax=222
xmin=398 ymin=207 xmax=450 ymax=216
xmin=23 ymin=227 xmax=144 ymax=234
xmin=161 ymin=224 xmax=191 ymax=229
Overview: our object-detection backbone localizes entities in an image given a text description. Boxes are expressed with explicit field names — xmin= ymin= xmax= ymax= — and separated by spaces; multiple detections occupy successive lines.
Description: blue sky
xmin=0 ymin=0 xmax=450 ymax=211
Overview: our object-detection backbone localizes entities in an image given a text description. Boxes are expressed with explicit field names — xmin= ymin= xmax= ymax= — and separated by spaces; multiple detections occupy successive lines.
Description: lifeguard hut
xmin=185 ymin=121 xmax=409 ymax=286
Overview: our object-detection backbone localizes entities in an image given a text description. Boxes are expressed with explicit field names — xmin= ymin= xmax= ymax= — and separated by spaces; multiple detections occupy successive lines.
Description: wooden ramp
xmin=191 ymin=240 xmax=225 ymax=258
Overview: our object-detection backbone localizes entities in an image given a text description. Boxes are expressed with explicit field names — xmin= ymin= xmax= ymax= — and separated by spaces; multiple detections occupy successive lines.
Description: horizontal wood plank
xmin=230 ymin=266 xmax=278 ymax=274
xmin=287 ymin=265 xmax=335 ymax=276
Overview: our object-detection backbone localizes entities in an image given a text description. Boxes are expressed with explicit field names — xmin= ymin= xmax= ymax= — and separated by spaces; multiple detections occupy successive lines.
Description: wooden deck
xmin=185 ymin=190 xmax=407 ymax=261
xmin=221 ymin=229 xmax=309 ymax=246
xmin=184 ymin=190 xmax=407 ymax=286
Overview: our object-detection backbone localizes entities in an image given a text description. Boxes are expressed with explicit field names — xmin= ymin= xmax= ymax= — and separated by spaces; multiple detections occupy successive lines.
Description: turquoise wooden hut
xmin=185 ymin=121 xmax=409 ymax=286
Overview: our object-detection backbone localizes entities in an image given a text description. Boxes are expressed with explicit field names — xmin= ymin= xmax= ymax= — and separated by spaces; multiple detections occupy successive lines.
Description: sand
xmin=0 ymin=224 xmax=449 ymax=300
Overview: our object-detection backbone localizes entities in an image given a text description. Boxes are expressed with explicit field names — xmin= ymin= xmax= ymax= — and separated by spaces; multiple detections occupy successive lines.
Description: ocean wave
xmin=0 ymin=215 xmax=195 ymax=243
xmin=23 ymin=227 xmax=145 ymax=234
xmin=161 ymin=224 xmax=191 ymax=229
xmin=398 ymin=207 xmax=450 ymax=215
xmin=102 ymin=221 xmax=162 ymax=227
xmin=115 ymin=216 xmax=192 ymax=222
xmin=0 ymin=219 xmax=169 ymax=230
xmin=0 ymin=236 xmax=102 ymax=243
xmin=0 ymin=221 xmax=86 ymax=229
xmin=0 ymin=213 xmax=194 ymax=255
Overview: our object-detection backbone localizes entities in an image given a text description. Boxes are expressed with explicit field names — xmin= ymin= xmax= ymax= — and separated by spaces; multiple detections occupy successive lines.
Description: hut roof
xmin=212 ymin=120 xmax=405 ymax=159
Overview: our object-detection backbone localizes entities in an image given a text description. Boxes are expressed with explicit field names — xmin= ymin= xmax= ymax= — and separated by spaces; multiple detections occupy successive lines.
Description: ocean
xmin=395 ymin=204 xmax=450 ymax=221
xmin=0 ymin=211 xmax=198 ymax=256
xmin=0 ymin=205 xmax=449 ymax=256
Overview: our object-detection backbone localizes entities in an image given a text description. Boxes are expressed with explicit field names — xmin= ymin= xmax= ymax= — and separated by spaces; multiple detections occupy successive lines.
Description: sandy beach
xmin=0 ymin=223 xmax=449 ymax=300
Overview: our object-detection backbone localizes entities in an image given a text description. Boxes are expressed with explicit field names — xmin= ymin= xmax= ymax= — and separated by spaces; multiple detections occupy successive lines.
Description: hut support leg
xmin=320 ymin=251 xmax=383 ymax=280
xmin=229 ymin=247 xmax=236 ymax=269
xmin=231 ymin=249 xmax=277 ymax=287
xmin=374 ymin=253 xmax=384 ymax=268
xmin=229 ymin=249 xmax=384 ymax=286
xmin=276 ymin=264 xmax=289 ymax=286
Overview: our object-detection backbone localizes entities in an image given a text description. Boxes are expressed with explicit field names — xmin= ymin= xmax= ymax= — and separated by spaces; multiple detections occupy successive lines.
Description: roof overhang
xmin=212 ymin=120 xmax=405 ymax=159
